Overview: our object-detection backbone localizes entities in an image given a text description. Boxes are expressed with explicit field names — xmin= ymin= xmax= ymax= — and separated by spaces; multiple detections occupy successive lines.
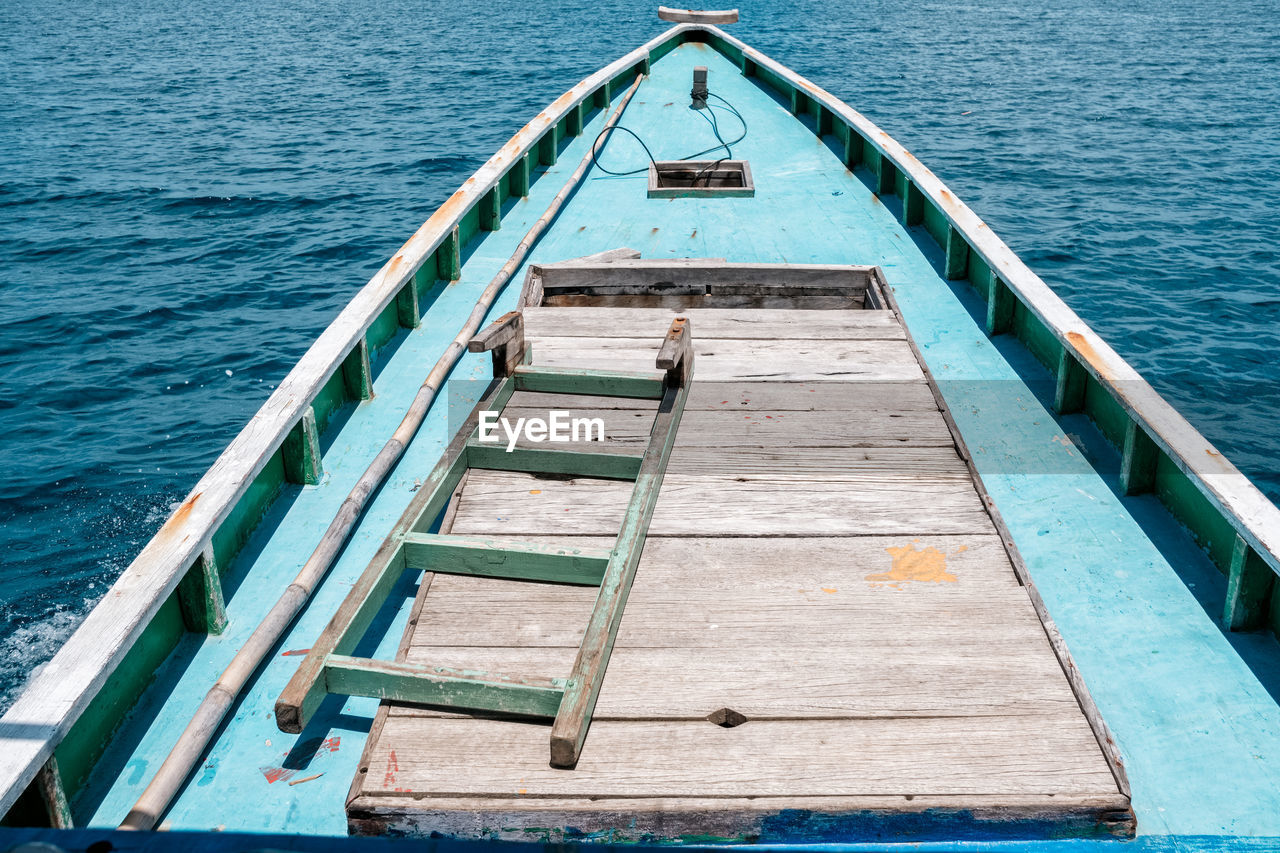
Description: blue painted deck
xmin=79 ymin=39 xmax=1280 ymax=844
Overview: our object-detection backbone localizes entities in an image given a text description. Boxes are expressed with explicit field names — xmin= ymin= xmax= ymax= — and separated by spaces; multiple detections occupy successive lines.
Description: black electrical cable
xmin=589 ymin=91 xmax=748 ymax=177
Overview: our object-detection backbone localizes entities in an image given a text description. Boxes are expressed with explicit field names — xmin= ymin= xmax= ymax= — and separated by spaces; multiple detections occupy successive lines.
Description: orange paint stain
xmin=867 ymin=542 xmax=958 ymax=590
xmin=529 ymin=489 xmax=542 ymax=495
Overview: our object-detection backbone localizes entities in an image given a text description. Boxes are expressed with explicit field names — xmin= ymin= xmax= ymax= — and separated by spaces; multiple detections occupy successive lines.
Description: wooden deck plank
xmin=493 ymin=406 xmax=956 ymax=452
xmin=393 ymin=644 xmax=1082 ymax=719
xmin=406 ymin=581 xmax=1050 ymax=650
xmin=449 ymin=469 xmax=992 ymax=537
xmin=510 ymin=380 xmax=940 ymax=412
xmin=360 ymin=715 xmax=1117 ymax=798
xmin=526 ymin=336 xmax=926 ymax=382
xmin=523 ymin=306 xmax=906 ymax=340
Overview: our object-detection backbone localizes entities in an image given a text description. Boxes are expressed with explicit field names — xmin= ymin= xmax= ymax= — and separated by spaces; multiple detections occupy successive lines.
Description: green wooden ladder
xmin=275 ymin=311 xmax=692 ymax=768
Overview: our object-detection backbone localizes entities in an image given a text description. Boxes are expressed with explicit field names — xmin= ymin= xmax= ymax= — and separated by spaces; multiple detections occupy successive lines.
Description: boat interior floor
xmin=346 ymin=286 xmax=1130 ymax=841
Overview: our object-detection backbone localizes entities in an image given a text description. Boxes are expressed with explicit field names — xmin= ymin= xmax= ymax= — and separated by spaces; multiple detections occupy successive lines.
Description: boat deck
xmin=347 ymin=302 xmax=1128 ymax=839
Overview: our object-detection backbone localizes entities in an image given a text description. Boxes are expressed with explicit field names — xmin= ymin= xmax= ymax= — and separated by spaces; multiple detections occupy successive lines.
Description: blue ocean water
xmin=0 ymin=0 xmax=1276 ymax=708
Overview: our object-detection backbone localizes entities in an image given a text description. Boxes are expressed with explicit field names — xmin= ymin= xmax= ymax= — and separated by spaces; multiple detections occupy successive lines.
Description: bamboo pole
xmin=118 ymin=72 xmax=645 ymax=832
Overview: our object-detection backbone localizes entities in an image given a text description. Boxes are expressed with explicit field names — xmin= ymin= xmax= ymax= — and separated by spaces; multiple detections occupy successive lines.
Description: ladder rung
xmin=402 ymin=532 xmax=612 ymax=585
xmin=466 ymin=442 xmax=643 ymax=480
xmin=325 ymin=655 xmax=565 ymax=717
xmin=513 ymin=365 xmax=665 ymax=399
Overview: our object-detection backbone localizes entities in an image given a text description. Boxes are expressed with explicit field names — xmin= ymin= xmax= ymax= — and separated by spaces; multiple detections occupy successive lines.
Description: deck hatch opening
xmin=648 ymin=160 xmax=754 ymax=198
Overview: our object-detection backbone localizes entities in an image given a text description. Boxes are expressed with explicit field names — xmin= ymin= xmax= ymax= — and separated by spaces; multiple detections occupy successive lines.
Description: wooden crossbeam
xmin=467 ymin=442 xmax=643 ymax=480
xmin=401 ymin=533 xmax=612 ymax=586
xmin=513 ymin=365 xmax=665 ymax=399
xmin=325 ymin=656 xmax=565 ymax=717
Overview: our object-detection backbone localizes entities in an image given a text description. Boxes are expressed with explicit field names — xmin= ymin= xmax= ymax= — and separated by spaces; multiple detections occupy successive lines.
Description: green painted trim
xmin=458 ymin=203 xmax=481 ymax=252
xmin=1121 ymin=420 xmax=1159 ymax=496
xmin=1154 ymin=453 xmax=1238 ymax=572
xmin=1223 ymin=534 xmax=1274 ymax=631
xmin=944 ymin=225 xmax=970 ymax=280
xmin=1011 ymin=299 xmax=1060 ymax=371
xmin=176 ymin=546 xmax=227 ymax=635
xmin=466 ymin=442 xmax=643 ymax=481
xmin=921 ymin=196 xmax=948 ymax=248
xmin=511 ymin=153 xmax=531 ymax=198
xmin=842 ymin=125 xmax=862 ymax=169
xmin=55 ymin=595 xmax=184 ymax=803
xmin=395 ymin=279 xmax=420 ymax=329
xmin=876 ymin=154 xmax=896 ymax=196
xmin=401 ymin=533 xmax=611 ymax=586
xmin=1083 ymin=376 xmax=1128 ymax=448
xmin=567 ymin=102 xmax=584 ymax=137
xmin=815 ymin=104 xmax=832 ymax=136
xmin=538 ymin=130 xmax=558 ymax=167
xmin=966 ymin=245 xmax=991 ymax=288
xmin=324 ymin=655 xmax=565 ymax=717
xmin=343 ymin=339 xmax=375 ymax=405
xmin=281 ymin=406 xmax=323 ymax=485
xmin=479 ymin=186 xmax=502 ymax=233
xmin=512 ymin=366 xmax=665 ymax=399
xmin=366 ymin=298 xmax=400 ymax=352
xmin=310 ymin=369 xmax=348 ymax=435
xmin=437 ymin=226 xmax=462 ymax=280
xmin=1054 ymin=349 xmax=1088 ymax=415
xmin=987 ymin=274 xmax=1015 ymax=336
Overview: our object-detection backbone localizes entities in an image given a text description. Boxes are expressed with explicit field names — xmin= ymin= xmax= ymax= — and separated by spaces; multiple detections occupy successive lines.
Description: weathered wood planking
xmin=405 ymin=580 xmax=1052 ymax=651
xmin=353 ymin=293 xmax=1123 ymax=836
xmin=510 ymin=380 xmax=941 ymax=412
xmin=361 ymin=715 xmax=1118 ymax=797
xmin=526 ymin=336 xmax=925 ymax=381
xmin=450 ymin=469 xmax=992 ymax=536
xmin=523 ymin=307 xmax=906 ymax=340
xmin=494 ymin=406 xmax=956 ymax=452
xmin=394 ymin=644 xmax=1088 ymax=719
